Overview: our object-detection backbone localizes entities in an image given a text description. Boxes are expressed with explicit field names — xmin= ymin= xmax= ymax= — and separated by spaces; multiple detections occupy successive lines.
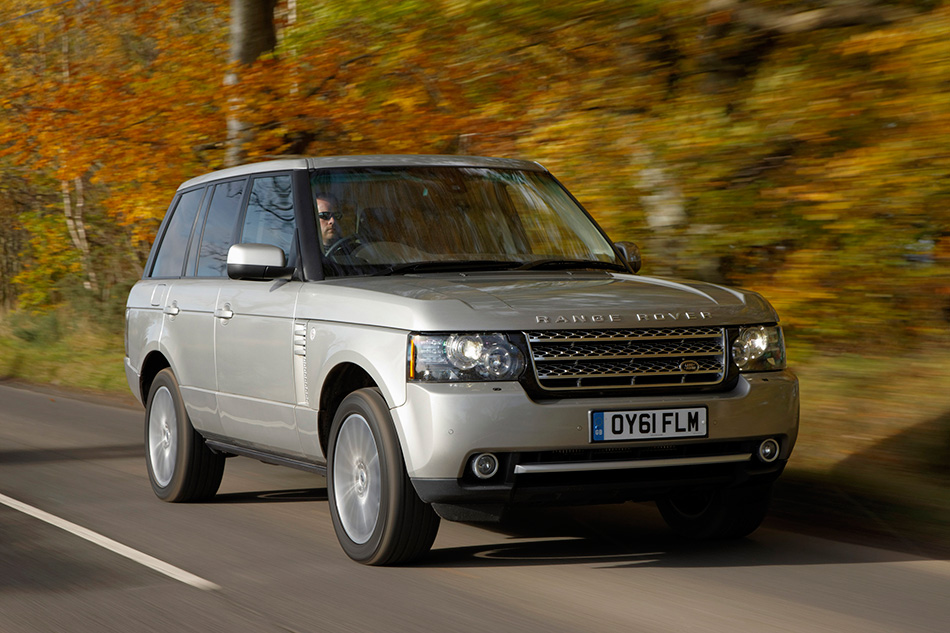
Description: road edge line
xmin=0 ymin=492 xmax=221 ymax=591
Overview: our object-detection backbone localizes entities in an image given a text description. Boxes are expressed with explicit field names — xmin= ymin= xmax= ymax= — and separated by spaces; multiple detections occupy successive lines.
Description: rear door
xmin=147 ymin=185 xmax=224 ymax=434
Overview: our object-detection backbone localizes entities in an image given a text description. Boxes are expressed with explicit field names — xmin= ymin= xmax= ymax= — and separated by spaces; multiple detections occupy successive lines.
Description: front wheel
xmin=656 ymin=482 xmax=773 ymax=540
xmin=145 ymin=368 xmax=225 ymax=502
xmin=327 ymin=388 xmax=440 ymax=565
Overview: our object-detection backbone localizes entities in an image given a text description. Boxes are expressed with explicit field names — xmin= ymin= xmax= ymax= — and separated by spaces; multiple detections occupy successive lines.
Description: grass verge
xmin=775 ymin=340 xmax=950 ymax=558
xmin=0 ymin=311 xmax=129 ymax=395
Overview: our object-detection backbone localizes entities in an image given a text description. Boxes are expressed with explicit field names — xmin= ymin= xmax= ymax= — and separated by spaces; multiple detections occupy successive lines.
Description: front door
xmin=213 ymin=173 xmax=304 ymax=457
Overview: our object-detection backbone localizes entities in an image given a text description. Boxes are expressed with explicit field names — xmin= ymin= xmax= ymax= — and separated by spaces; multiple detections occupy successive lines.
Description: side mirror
xmin=227 ymin=243 xmax=294 ymax=281
xmin=614 ymin=241 xmax=642 ymax=274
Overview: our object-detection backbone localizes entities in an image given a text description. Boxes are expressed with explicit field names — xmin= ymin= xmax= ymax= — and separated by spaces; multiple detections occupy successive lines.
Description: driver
xmin=314 ymin=192 xmax=343 ymax=253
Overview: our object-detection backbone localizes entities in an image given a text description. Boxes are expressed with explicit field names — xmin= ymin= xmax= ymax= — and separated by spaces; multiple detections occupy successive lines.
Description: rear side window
xmin=196 ymin=180 xmax=246 ymax=277
xmin=151 ymin=188 xmax=204 ymax=278
xmin=241 ymin=174 xmax=296 ymax=262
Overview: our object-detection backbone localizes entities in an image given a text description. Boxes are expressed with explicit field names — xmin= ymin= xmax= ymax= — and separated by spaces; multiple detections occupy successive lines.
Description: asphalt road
xmin=1 ymin=382 xmax=948 ymax=633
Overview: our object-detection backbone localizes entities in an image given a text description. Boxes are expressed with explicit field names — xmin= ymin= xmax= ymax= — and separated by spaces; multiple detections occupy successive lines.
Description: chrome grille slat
xmin=537 ymin=360 xmax=723 ymax=378
xmin=525 ymin=326 xmax=727 ymax=392
xmin=533 ymin=352 xmax=723 ymax=362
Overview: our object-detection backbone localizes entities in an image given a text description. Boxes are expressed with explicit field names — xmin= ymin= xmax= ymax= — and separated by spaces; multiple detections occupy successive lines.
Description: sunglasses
xmin=318 ymin=211 xmax=342 ymax=221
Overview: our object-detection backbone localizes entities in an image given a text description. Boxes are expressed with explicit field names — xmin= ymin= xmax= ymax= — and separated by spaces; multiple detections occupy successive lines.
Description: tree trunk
xmin=61 ymin=178 xmax=98 ymax=293
xmin=699 ymin=0 xmax=913 ymax=94
xmin=0 ymin=207 xmax=21 ymax=313
xmin=58 ymin=17 xmax=97 ymax=294
xmin=224 ymin=0 xmax=278 ymax=167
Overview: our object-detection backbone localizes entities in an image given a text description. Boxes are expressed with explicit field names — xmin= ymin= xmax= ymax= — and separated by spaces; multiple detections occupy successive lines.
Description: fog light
xmin=472 ymin=453 xmax=499 ymax=479
xmin=758 ymin=439 xmax=780 ymax=463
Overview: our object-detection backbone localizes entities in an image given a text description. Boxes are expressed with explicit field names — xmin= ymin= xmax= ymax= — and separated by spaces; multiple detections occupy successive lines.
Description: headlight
xmin=409 ymin=333 xmax=525 ymax=382
xmin=732 ymin=325 xmax=786 ymax=372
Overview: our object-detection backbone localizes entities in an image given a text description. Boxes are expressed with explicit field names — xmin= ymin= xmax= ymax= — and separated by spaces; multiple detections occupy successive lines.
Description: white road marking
xmin=0 ymin=492 xmax=220 ymax=591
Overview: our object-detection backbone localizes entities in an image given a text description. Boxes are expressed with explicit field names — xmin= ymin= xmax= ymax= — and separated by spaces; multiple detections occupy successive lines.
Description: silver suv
xmin=125 ymin=155 xmax=798 ymax=565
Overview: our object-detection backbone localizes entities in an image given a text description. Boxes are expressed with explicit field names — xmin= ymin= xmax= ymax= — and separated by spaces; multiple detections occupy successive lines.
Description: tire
xmin=656 ymin=482 xmax=773 ymax=540
xmin=327 ymin=388 xmax=440 ymax=565
xmin=145 ymin=368 xmax=225 ymax=502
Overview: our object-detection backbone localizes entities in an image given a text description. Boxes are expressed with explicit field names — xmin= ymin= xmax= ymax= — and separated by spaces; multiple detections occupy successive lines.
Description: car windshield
xmin=310 ymin=166 xmax=623 ymax=277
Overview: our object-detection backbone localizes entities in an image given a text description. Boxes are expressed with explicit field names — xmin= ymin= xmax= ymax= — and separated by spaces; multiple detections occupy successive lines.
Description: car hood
xmin=299 ymin=272 xmax=780 ymax=331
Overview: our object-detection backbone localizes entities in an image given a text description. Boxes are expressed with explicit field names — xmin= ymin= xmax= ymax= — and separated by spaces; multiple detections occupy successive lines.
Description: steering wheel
xmin=325 ymin=234 xmax=361 ymax=260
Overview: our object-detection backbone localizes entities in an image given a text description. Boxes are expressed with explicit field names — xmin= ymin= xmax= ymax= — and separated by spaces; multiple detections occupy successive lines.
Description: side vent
xmin=294 ymin=322 xmax=307 ymax=356
xmin=294 ymin=321 xmax=308 ymax=406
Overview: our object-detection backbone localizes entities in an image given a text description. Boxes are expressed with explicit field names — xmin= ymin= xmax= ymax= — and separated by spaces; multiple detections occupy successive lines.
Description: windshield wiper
xmin=372 ymin=260 xmax=522 ymax=276
xmin=515 ymin=259 xmax=626 ymax=272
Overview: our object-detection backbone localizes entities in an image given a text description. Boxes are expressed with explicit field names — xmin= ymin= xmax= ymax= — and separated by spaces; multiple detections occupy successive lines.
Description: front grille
xmin=525 ymin=326 xmax=727 ymax=391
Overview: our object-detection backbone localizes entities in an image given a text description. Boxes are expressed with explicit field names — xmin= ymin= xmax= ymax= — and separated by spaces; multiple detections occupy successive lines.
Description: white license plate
xmin=590 ymin=408 xmax=707 ymax=442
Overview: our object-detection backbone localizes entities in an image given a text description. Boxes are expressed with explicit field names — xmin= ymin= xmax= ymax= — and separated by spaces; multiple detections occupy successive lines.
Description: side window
xmin=196 ymin=179 xmax=246 ymax=277
xmin=241 ymin=175 xmax=296 ymax=262
xmin=150 ymin=188 xmax=204 ymax=278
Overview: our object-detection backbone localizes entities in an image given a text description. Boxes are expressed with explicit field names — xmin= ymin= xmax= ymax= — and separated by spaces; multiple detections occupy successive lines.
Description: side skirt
xmin=204 ymin=439 xmax=327 ymax=476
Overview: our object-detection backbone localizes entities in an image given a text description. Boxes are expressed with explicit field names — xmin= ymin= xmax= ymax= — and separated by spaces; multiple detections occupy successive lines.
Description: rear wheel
xmin=327 ymin=388 xmax=440 ymax=565
xmin=145 ymin=369 xmax=225 ymax=502
xmin=657 ymin=482 xmax=773 ymax=540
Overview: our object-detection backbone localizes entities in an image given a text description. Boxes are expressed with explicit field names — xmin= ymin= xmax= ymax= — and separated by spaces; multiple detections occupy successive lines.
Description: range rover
xmin=125 ymin=155 xmax=799 ymax=565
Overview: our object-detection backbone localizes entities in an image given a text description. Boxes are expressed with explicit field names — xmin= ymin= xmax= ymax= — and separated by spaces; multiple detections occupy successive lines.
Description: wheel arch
xmin=317 ymin=362 xmax=377 ymax=458
xmin=140 ymin=351 xmax=172 ymax=404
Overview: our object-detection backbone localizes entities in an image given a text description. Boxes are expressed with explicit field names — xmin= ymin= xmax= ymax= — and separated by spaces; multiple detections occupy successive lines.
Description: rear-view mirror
xmin=614 ymin=241 xmax=642 ymax=273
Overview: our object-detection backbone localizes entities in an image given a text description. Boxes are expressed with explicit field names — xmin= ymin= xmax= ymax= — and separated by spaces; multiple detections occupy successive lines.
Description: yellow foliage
xmin=1 ymin=0 xmax=948 ymax=344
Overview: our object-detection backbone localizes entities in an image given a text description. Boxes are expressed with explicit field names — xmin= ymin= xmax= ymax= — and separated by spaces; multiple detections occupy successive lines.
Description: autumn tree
xmin=0 ymin=0 xmax=229 ymax=310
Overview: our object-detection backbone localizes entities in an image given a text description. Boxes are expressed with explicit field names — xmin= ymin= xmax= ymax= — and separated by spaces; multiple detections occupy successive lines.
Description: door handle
xmin=163 ymin=301 xmax=180 ymax=316
xmin=214 ymin=304 xmax=234 ymax=320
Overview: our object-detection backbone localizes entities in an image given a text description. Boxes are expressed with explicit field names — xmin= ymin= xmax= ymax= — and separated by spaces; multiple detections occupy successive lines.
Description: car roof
xmin=177 ymin=154 xmax=547 ymax=191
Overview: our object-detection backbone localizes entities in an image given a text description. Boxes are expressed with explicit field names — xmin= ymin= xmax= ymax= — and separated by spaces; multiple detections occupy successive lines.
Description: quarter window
xmin=241 ymin=175 xmax=296 ymax=262
xmin=151 ymin=188 xmax=204 ymax=278
xmin=196 ymin=180 xmax=246 ymax=277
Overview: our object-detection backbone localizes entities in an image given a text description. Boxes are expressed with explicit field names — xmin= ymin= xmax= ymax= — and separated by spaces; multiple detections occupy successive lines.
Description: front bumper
xmin=391 ymin=370 xmax=799 ymax=506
